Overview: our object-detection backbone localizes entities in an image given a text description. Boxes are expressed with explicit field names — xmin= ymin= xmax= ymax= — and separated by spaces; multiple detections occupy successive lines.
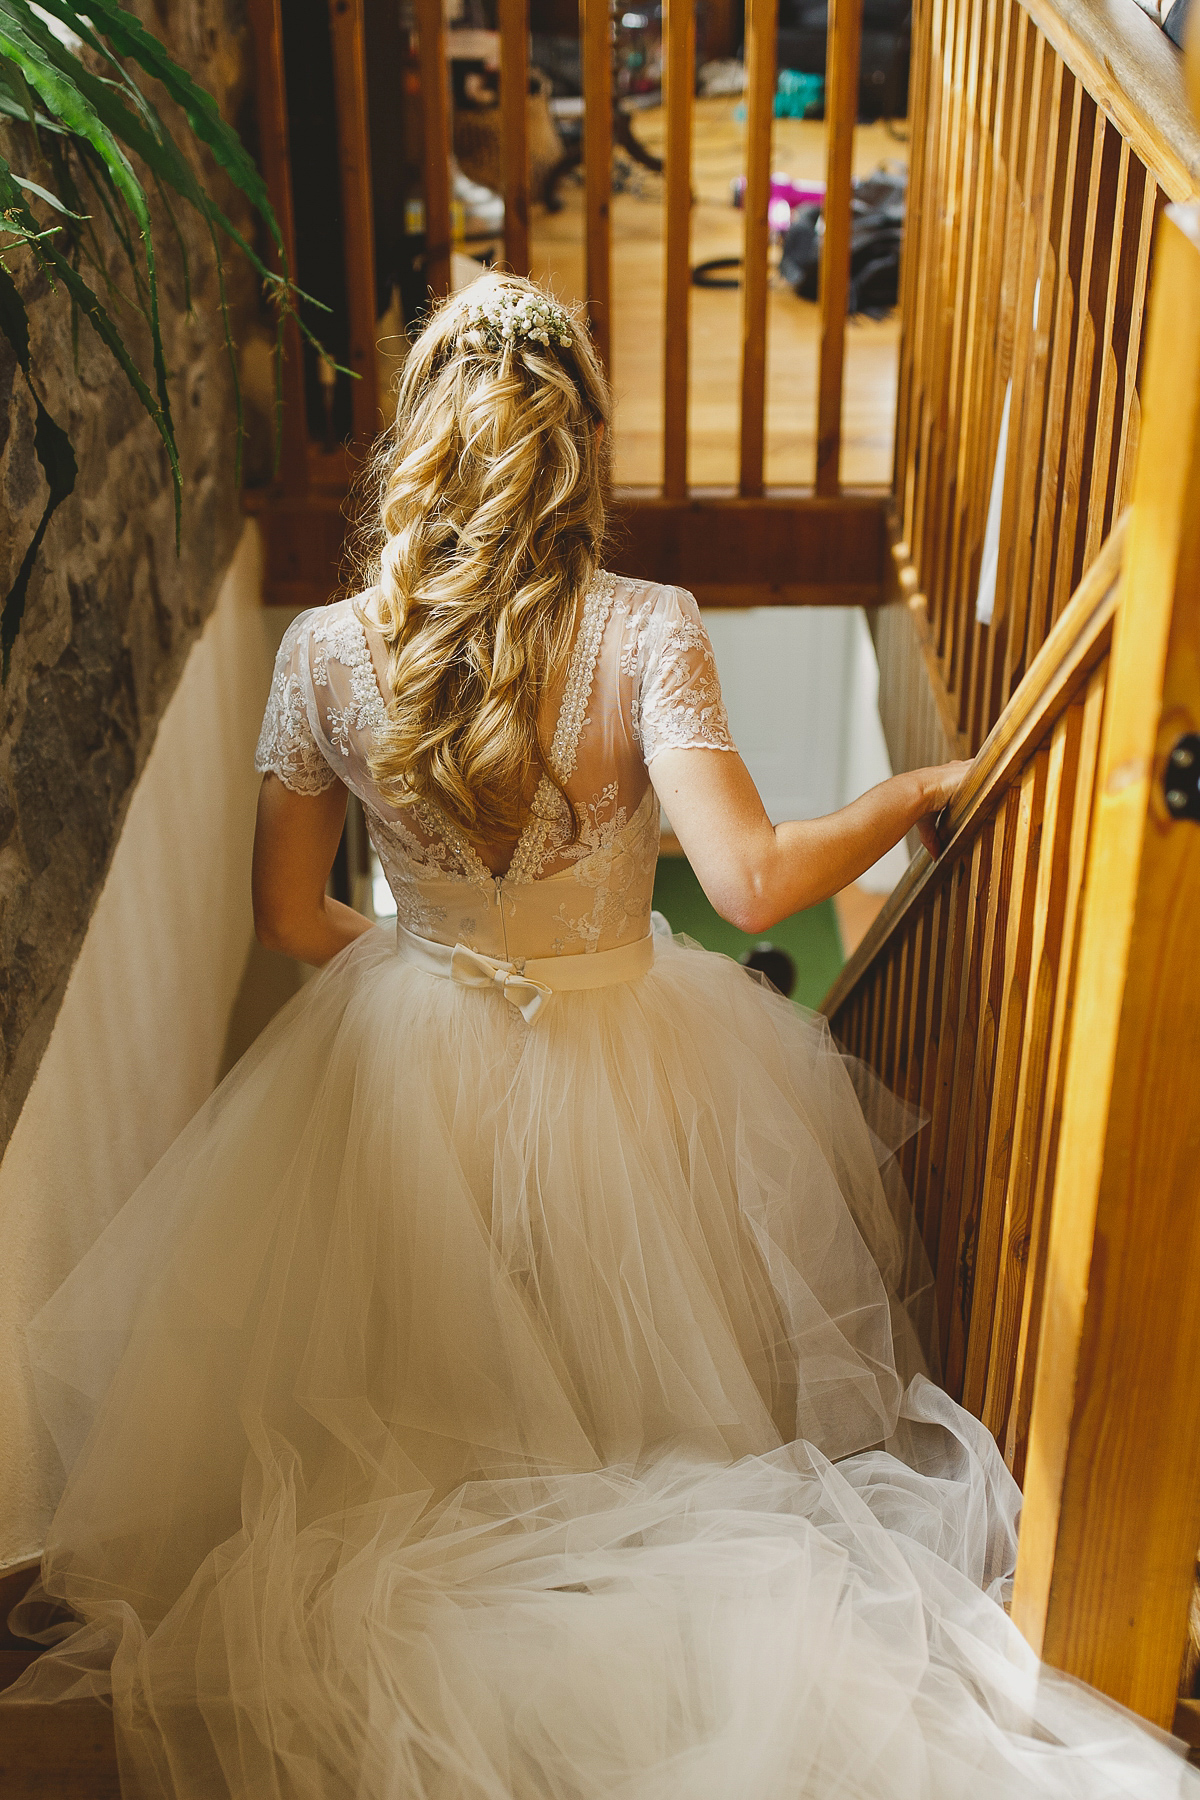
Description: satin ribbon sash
xmin=395 ymin=921 xmax=654 ymax=1022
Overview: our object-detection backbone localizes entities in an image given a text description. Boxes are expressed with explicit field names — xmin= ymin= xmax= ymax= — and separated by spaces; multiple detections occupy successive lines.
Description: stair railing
xmin=242 ymin=0 xmax=891 ymax=608
xmin=824 ymin=98 xmax=1200 ymax=1731
xmin=879 ymin=0 xmax=1200 ymax=772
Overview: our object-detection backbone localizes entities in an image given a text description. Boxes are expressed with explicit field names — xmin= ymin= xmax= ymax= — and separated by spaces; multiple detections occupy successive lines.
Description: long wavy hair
xmin=353 ymin=274 xmax=612 ymax=845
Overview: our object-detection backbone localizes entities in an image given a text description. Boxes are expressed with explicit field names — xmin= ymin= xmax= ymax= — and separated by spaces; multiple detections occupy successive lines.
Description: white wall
xmin=702 ymin=606 xmax=909 ymax=893
xmin=0 ymin=522 xmax=274 ymax=1568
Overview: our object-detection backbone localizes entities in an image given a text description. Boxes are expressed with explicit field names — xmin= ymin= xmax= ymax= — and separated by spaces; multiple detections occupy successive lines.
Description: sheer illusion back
xmin=255 ymin=571 xmax=736 ymax=959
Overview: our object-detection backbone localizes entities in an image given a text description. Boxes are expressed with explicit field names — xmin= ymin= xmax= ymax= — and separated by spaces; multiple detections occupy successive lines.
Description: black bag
xmin=779 ymin=168 xmax=906 ymax=318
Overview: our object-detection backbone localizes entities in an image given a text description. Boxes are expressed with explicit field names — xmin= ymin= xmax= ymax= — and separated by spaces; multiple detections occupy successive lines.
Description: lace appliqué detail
xmin=411 ymin=798 xmax=495 ymax=890
xmin=638 ymin=594 xmax=736 ymax=762
xmin=303 ymin=581 xmax=663 ymax=960
xmin=618 ymin=589 xmax=656 ymax=679
xmin=505 ymin=570 xmax=619 ymax=886
xmin=366 ymin=815 xmax=455 ymax=936
xmin=255 ymin=615 xmax=338 ymax=796
xmin=311 ymin=612 xmax=389 ymax=754
xmin=552 ymin=784 xmax=660 ymax=951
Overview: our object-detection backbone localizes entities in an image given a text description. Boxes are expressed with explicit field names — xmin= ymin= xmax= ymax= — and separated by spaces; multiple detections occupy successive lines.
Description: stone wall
xmin=0 ymin=0 xmax=258 ymax=1153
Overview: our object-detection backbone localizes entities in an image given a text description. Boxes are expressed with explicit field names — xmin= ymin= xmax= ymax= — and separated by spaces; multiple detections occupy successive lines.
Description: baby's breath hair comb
xmin=462 ymin=292 xmax=575 ymax=352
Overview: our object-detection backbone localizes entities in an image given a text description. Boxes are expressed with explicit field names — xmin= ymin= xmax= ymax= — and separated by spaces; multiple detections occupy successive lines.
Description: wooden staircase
xmin=825 ymin=12 xmax=1200 ymax=1739
xmin=4 ymin=0 xmax=1200 ymax=1786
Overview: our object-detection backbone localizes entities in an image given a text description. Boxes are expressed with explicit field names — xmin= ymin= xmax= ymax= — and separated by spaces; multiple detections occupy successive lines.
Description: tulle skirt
xmin=6 ymin=924 xmax=1196 ymax=1797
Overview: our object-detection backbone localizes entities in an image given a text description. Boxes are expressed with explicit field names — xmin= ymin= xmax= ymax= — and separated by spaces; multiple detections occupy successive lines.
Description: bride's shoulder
xmin=310 ymin=591 xmax=376 ymax=632
xmin=611 ymin=577 xmax=704 ymax=664
xmin=610 ymin=575 xmax=699 ymax=630
xmin=291 ymin=593 xmax=381 ymax=684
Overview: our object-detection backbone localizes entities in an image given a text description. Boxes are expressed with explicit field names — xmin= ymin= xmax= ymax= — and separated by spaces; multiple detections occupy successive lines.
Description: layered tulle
xmin=6 ymin=927 xmax=1196 ymax=1797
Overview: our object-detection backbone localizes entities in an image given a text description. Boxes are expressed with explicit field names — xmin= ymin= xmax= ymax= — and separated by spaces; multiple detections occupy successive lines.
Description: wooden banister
xmin=1018 ymin=0 xmax=1200 ymax=201
xmin=881 ymin=0 xmax=1200 ymax=781
xmin=824 ymin=523 xmax=1125 ymax=1410
xmin=824 ymin=155 xmax=1200 ymax=1727
xmin=1013 ymin=187 xmax=1200 ymax=1727
xmin=824 ymin=514 xmax=1125 ymax=1021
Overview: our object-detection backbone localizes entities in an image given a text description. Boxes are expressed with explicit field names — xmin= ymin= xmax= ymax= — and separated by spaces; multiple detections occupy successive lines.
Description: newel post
xmin=1011 ymin=98 xmax=1200 ymax=1726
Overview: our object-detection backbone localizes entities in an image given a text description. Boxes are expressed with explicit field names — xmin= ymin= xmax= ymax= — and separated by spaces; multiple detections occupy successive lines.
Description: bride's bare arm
xmin=649 ymin=748 xmax=971 ymax=934
xmin=252 ymin=774 xmax=375 ymax=964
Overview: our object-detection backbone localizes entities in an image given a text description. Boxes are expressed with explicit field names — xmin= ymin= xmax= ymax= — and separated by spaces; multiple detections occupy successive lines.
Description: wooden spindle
xmin=1004 ymin=663 xmax=1106 ymax=1483
xmin=499 ymin=0 xmax=532 ymax=277
xmin=1044 ymin=107 xmax=1113 ymax=634
xmin=328 ymin=0 xmax=381 ymax=441
xmin=957 ymin=2 xmax=1033 ymax=745
xmin=959 ymin=748 xmax=1045 ymax=1416
xmin=974 ymin=26 xmax=1055 ymax=729
xmin=662 ymin=0 xmax=695 ymax=499
xmin=925 ymin=0 xmax=1004 ymax=660
xmin=919 ymin=0 xmax=989 ymax=636
xmin=816 ymin=0 xmax=864 ymax=495
xmin=983 ymin=698 xmax=1084 ymax=1448
xmin=414 ymin=0 xmax=453 ymax=301
xmin=1110 ymin=175 xmax=1160 ymax=519
xmin=580 ymin=0 xmax=613 ymax=370
xmin=1026 ymin=79 xmax=1089 ymax=668
xmin=738 ymin=0 xmax=778 ymax=495
xmin=246 ymin=0 xmax=308 ymax=491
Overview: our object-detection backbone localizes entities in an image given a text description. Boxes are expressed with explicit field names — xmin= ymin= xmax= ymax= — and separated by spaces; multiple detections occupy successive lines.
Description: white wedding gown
xmin=6 ymin=572 xmax=1195 ymax=1798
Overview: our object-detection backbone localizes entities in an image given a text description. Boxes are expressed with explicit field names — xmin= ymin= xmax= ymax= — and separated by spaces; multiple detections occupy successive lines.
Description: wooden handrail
xmin=822 ymin=513 xmax=1127 ymax=1020
xmin=1016 ymin=0 xmax=1200 ymax=201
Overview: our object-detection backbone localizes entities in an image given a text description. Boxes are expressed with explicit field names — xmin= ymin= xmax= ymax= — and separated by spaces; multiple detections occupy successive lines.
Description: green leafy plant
xmin=0 ymin=0 xmax=330 ymax=676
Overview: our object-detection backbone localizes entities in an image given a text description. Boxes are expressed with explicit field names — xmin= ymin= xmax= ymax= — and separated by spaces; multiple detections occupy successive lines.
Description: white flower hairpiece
xmin=462 ymin=292 xmax=574 ymax=352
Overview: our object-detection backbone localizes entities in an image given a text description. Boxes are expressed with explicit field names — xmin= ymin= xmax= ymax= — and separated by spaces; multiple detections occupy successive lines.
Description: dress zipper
xmin=494 ymin=876 xmax=510 ymax=961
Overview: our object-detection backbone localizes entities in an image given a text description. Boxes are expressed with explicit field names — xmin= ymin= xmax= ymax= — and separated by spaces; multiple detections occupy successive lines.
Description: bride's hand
xmin=914 ymin=761 xmax=973 ymax=859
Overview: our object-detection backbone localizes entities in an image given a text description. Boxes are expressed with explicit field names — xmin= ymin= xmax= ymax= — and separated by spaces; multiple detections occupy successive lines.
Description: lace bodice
xmin=255 ymin=573 xmax=736 ymax=960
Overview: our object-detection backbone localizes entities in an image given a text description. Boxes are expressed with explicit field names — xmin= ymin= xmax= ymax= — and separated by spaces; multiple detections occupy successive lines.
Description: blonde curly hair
xmin=354 ymin=273 xmax=612 ymax=847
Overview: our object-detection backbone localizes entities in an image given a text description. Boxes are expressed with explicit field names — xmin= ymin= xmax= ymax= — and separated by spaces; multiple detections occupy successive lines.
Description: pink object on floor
xmin=731 ymin=172 xmax=827 ymax=219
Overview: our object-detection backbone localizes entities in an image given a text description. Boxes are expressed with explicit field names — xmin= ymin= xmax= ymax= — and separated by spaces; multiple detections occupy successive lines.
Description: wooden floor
xmin=0 ymin=1564 xmax=120 ymax=1797
xmin=529 ymin=100 xmax=906 ymax=488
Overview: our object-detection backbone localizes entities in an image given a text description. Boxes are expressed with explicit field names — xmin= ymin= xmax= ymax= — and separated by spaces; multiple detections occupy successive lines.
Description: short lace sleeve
xmin=634 ymin=585 xmax=737 ymax=763
xmin=255 ymin=613 xmax=339 ymax=796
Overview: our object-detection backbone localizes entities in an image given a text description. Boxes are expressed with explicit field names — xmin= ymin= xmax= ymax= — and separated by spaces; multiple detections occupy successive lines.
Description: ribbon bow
xmin=449 ymin=944 xmax=552 ymax=1023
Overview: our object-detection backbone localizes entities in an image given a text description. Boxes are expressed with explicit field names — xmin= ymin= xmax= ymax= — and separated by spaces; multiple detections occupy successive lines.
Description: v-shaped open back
xmin=255 ymin=571 xmax=737 ymax=960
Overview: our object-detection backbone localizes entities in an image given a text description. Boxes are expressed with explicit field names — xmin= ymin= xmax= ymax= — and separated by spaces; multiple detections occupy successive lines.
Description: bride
xmin=5 ymin=275 xmax=1195 ymax=1798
